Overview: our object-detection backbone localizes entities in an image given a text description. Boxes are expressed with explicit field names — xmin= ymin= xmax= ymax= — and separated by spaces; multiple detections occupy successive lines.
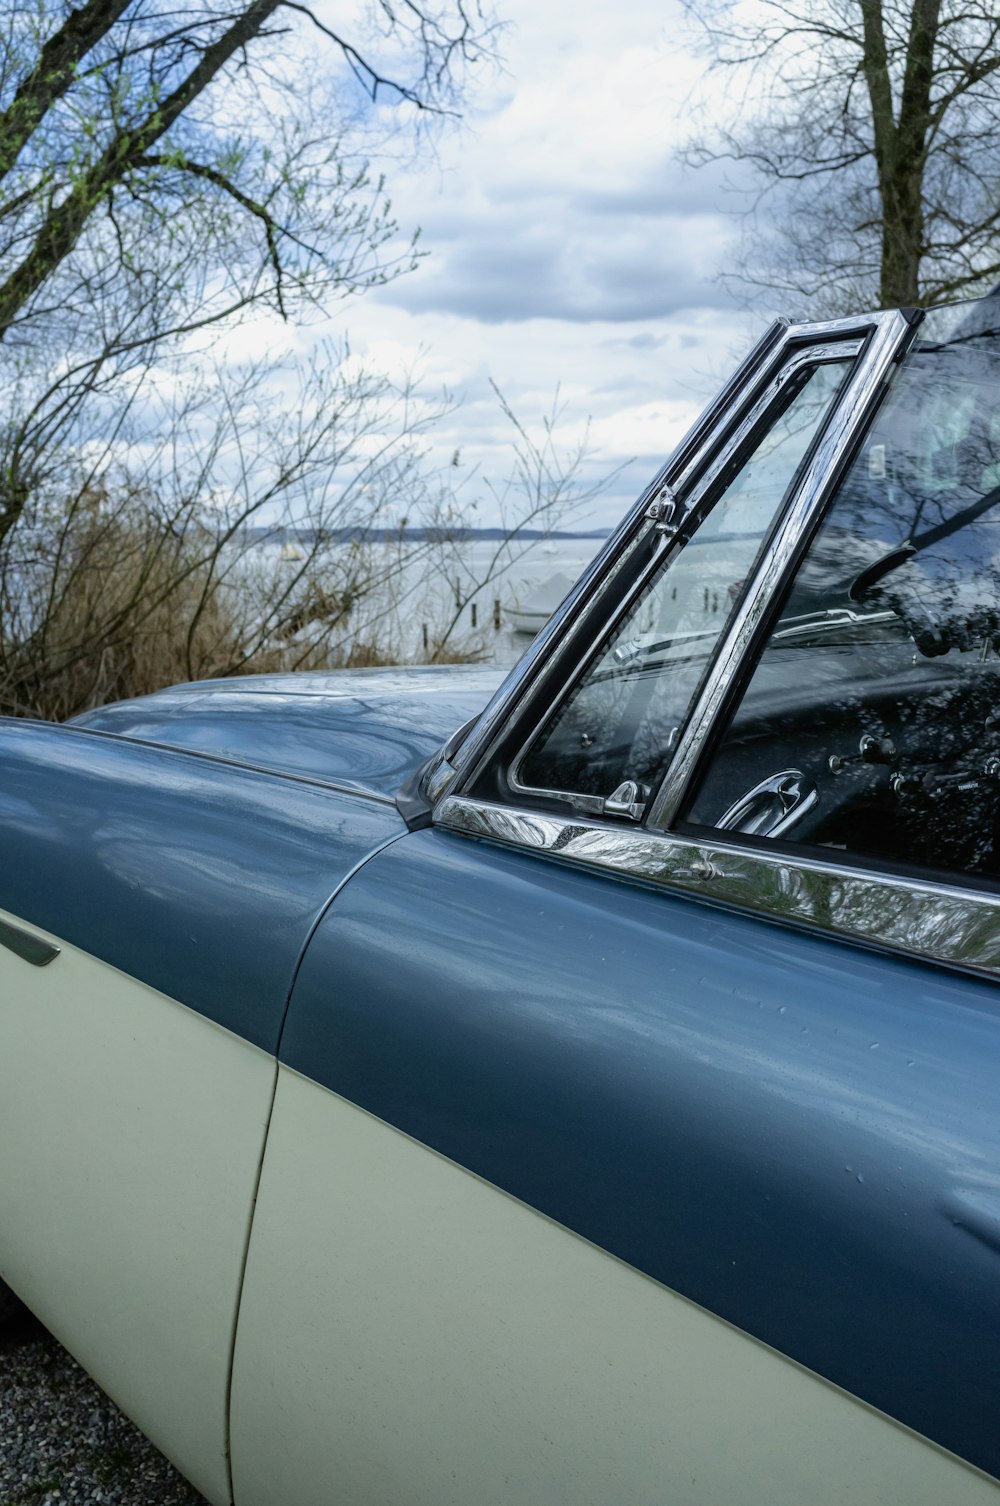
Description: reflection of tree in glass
xmin=692 ymin=310 xmax=1000 ymax=883
xmin=785 ymin=320 xmax=1000 ymax=657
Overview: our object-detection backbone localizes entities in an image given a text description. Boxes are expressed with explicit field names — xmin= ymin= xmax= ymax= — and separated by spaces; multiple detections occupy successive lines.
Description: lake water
xmin=251 ymin=535 xmax=608 ymax=667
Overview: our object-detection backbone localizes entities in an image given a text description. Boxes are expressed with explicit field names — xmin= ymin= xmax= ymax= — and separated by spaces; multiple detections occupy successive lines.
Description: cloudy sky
xmin=299 ymin=0 xmax=774 ymax=530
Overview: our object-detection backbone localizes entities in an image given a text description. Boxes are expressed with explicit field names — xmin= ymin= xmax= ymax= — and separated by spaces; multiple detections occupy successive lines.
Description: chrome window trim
xmin=658 ymin=317 xmax=789 ymax=492
xmin=665 ymin=338 xmax=863 ymax=511
xmin=428 ymin=306 xmax=982 ymax=979
xmin=436 ymin=794 xmax=1000 ymax=981
xmin=502 ymin=338 xmax=865 ymax=815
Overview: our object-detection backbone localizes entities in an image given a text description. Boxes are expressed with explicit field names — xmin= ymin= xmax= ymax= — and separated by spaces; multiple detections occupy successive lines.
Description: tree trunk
xmin=0 ymin=0 xmax=133 ymax=187
xmin=861 ymin=0 xmax=941 ymax=307
xmin=880 ymin=169 xmax=924 ymax=306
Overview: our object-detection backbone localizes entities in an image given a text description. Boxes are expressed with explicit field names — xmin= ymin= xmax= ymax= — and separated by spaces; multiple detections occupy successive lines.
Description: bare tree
xmin=686 ymin=0 xmax=1000 ymax=314
xmin=0 ymin=355 xmax=602 ymax=719
xmin=0 ymin=0 xmax=497 ymax=541
xmin=424 ymin=383 xmax=613 ymax=660
xmin=0 ymin=0 xmax=609 ymax=720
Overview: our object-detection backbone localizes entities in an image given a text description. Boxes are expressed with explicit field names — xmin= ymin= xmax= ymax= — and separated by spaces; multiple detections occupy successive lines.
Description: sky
xmin=238 ymin=0 xmax=776 ymax=531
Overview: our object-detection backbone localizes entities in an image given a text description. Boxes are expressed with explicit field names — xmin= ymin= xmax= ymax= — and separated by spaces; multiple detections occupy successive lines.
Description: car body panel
xmin=5 ymin=299 xmax=1000 ymax=1503
xmin=230 ymin=1063 xmax=998 ymax=1506
xmin=0 ymin=720 xmax=406 ymax=1499
xmin=0 ymin=717 xmax=406 ymax=1051
xmin=0 ymin=905 xmax=273 ymax=1506
xmin=70 ymin=666 xmax=504 ymax=797
xmin=278 ymin=825 xmax=1000 ymax=1480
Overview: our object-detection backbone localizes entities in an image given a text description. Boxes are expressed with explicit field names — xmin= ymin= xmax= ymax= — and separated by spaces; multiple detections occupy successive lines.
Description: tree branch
xmin=134 ymin=151 xmax=290 ymax=315
xmin=0 ymin=0 xmax=133 ymax=187
xmin=0 ymin=0 xmax=283 ymax=340
xmin=278 ymin=1 xmax=441 ymax=110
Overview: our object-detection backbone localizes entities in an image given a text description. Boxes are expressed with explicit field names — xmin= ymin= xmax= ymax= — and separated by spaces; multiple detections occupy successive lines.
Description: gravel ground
xmin=0 ymin=1308 xmax=208 ymax=1506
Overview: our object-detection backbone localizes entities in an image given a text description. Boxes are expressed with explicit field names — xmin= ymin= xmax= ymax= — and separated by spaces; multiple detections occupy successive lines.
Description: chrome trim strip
xmin=436 ymin=795 xmax=1000 ymax=979
xmin=669 ymin=332 xmax=865 ymax=503
xmin=648 ymin=307 xmax=913 ymax=829
xmin=670 ymin=338 xmax=863 ymax=501
xmin=441 ymin=510 xmax=636 ymax=797
xmin=0 ymin=916 xmax=60 ymax=967
xmin=663 ymin=316 xmax=789 ymax=493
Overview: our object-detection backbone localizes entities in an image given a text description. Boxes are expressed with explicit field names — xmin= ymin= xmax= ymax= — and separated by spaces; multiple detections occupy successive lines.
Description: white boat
xmin=505 ymin=572 xmax=576 ymax=635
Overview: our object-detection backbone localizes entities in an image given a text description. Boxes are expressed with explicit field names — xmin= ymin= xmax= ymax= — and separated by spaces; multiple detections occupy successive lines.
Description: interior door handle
xmin=716 ymin=770 xmax=818 ymax=839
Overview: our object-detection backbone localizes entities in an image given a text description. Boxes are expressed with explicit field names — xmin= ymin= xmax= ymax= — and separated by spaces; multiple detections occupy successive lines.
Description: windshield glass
xmin=778 ymin=299 xmax=1000 ymax=652
xmin=684 ymin=296 xmax=1000 ymax=879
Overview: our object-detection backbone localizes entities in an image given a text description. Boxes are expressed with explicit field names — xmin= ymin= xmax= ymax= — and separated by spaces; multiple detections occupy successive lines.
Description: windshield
xmin=777 ymin=300 xmax=1000 ymax=655
xmin=683 ymin=295 xmax=1000 ymax=879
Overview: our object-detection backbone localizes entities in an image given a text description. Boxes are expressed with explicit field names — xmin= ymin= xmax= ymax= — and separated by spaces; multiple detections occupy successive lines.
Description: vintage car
xmin=3 ymin=293 xmax=1000 ymax=1506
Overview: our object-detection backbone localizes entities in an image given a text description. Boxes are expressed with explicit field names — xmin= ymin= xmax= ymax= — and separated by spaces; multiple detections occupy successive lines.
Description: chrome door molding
xmin=436 ymin=794 xmax=1000 ymax=981
xmin=428 ymin=305 xmax=987 ymax=982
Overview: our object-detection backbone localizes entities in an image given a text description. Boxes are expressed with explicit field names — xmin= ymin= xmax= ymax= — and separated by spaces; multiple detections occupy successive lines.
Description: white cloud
xmin=248 ymin=0 xmax=772 ymax=529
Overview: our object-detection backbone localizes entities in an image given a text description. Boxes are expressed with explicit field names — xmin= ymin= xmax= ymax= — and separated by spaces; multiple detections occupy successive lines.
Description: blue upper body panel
xmin=3 ymin=666 xmax=500 ymax=1050
xmin=281 ymin=825 xmax=1000 ymax=1478
xmin=10 ymin=661 xmax=1000 ymax=1474
xmin=0 ymin=717 xmax=405 ymax=1052
xmin=71 ymin=666 xmax=503 ymax=797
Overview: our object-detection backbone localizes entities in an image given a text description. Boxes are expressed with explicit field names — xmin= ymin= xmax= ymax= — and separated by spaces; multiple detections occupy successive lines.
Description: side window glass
xmin=683 ymin=303 xmax=1000 ymax=880
xmin=514 ymin=357 xmax=852 ymax=809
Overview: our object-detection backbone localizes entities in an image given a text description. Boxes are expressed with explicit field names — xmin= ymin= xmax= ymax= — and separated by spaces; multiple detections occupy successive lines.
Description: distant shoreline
xmin=244 ymin=526 xmax=611 ymax=545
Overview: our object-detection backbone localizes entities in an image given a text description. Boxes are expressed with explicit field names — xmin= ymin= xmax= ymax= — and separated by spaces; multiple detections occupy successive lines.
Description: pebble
xmin=0 ymin=1309 xmax=207 ymax=1506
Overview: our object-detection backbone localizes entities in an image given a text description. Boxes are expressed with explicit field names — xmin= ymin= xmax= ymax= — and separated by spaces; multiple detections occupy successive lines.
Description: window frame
xmin=504 ymin=339 xmax=864 ymax=817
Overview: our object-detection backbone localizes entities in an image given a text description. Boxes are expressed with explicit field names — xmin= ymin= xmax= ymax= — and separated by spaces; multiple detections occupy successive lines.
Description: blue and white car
xmin=3 ymin=294 xmax=1000 ymax=1505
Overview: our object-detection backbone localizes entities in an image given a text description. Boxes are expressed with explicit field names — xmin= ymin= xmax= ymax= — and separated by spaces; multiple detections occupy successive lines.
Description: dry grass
xmin=0 ymin=498 xmax=486 ymax=722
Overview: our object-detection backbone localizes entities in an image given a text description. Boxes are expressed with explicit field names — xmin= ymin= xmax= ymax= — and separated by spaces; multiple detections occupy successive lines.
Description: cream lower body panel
xmin=230 ymin=1065 xmax=999 ymax=1506
xmin=0 ymin=907 xmax=276 ymax=1506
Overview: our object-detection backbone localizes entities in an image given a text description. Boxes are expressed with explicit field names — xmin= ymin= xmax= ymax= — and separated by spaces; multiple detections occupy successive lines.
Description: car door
xmin=230 ymin=306 xmax=1000 ymax=1503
